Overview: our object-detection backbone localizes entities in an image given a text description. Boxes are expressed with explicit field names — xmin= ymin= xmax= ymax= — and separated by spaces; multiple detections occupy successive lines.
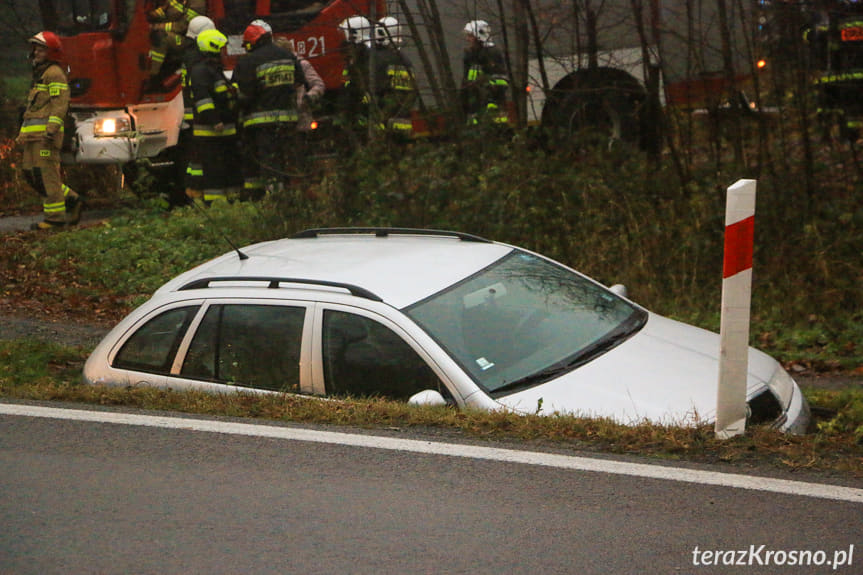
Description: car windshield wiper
xmin=490 ymin=309 xmax=648 ymax=397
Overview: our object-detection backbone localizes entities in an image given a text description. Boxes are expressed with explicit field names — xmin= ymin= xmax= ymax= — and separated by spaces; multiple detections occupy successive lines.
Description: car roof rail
xmin=292 ymin=227 xmax=492 ymax=243
xmin=177 ymin=276 xmax=383 ymax=302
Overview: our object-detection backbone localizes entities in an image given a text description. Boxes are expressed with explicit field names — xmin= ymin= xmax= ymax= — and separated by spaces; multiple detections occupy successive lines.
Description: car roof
xmin=156 ymin=228 xmax=515 ymax=309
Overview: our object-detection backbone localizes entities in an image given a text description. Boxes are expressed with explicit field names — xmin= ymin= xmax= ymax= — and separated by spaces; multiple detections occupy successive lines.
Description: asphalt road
xmin=1 ymin=405 xmax=861 ymax=575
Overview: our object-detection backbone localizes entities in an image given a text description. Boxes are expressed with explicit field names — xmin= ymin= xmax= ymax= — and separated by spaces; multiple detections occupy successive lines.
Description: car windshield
xmin=406 ymin=251 xmax=647 ymax=397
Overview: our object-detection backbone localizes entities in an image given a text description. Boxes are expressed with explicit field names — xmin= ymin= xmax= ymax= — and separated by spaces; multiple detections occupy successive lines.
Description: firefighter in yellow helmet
xmin=17 ymin=31 xmax=82 ymax=230
xmin=179 ymin=15 xmax=216 ymax=204
xmin=189 ymin=29 xmax=242 ymax=203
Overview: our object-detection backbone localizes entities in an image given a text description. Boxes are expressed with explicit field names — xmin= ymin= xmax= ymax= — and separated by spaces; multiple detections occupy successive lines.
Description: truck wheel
xmin=541 ymin=67 xmax=646 ymax=149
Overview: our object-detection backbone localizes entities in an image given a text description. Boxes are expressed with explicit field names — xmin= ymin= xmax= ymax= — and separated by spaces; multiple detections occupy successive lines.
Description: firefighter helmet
xmin=250 ymin=19 xmax=272 ymax=33
xmin=464 ymin=20 xmax=493 ymax=47
xmin=339 ymin=16 xmax=372 ymax=46
xmin=375 ymin=16 xmax=403 ymax=46
xmin=243 ymin=21 xmax=272 ymax=51
xmin=28 ymin=31 xmax=63 ymax=61
xmin=197 ymin=29 xmax=227 ymax=55
xmin=186 ymin=16 xmax=216 ymax=39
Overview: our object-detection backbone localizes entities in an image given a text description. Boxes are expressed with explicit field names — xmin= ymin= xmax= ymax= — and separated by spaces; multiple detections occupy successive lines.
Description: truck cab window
xmin=43 ymin=0 xmax=113 ymax=33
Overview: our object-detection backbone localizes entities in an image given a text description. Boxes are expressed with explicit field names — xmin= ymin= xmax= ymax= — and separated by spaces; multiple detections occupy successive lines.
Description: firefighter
xmin=17 ymin=31 xmax=82 ymax=230
xmin=461 ymin=20 xmax=511 ymax=126
xmin=180 ymin=15 xmax=216 ymax=202
xmin=337 ymin=16 xmax=373 ymax=144
xmin=147 ymin=0 xmax=206 ymax=89
xmin=189 ymin=29 xmax=242 ymax=203
xmin=234 ymin=20 xmax=306 ymax=198
xmin=373 ymin=16 xmax=417 ymax=139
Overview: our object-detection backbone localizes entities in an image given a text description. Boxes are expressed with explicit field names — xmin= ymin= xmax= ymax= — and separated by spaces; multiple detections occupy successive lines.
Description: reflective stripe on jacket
xmin=234 ymin=39 xmax=305 ymax=128
xmin=19 ymin=62 xmax=69 ymax=143
xmin=190 ymin=58 xmax=237 ymax=138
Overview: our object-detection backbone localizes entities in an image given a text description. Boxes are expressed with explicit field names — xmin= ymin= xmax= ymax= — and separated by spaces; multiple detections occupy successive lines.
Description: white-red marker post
xmin=715 ymin=179 xmax=756 ymax=439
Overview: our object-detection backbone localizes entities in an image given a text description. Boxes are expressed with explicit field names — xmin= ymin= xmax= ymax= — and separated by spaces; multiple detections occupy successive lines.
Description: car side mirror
xmin=408 ymin=389 xmax=448 ymax=407
xmin=609 ymin=284 xmax=628 ymax=298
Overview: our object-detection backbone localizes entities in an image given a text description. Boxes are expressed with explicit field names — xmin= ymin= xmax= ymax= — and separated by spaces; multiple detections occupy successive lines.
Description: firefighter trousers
xmin=242 ymin=123 xmax=298 ymax=199
xmin=21 ymin=140 xmax=79 ymax=224
xmin=196 ymin=134 xmax=243 ymax=202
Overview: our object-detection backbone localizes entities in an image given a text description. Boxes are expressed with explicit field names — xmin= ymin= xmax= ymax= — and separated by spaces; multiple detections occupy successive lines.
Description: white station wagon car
xmin=84 ymin=228 xmax=810 ymax=432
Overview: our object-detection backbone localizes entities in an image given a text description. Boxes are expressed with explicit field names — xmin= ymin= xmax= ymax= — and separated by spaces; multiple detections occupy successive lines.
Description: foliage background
xmin=3 ymin=129 xmax=859 ymax=373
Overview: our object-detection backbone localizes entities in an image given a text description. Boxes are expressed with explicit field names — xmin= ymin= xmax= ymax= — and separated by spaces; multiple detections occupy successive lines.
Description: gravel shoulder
xmin=0 ymin=314 xmax=111 ymax=349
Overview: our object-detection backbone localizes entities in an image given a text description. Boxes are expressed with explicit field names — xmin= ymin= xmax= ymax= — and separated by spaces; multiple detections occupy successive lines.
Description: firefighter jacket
xmin=461 ymin=44 xmax=510 ymax=117
xmin=190 ymin=57 xmax=238 ymax=137
xmin=147 ymin=0 xmax=205 ymax=36
xmin=372 ymin=45 xmax=416 ymax=131
xmin=339 ymin=43 xmax=371 ymax=127
xmin=234 ymin=39 xmax=306 ymax=129
xmin=18 ymin=60 xmax=69 ymax=148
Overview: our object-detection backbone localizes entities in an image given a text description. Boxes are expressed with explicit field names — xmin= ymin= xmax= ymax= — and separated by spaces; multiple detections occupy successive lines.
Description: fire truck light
xmin=757 ymin=59 xmax=767 ymax=69
xmin=94 ymin=116 xmax=132 ymax=137
xmin=526 ymin=85 xmax=531 ymax=93
xmin=310 ymin=121 xmax=319 ymax=130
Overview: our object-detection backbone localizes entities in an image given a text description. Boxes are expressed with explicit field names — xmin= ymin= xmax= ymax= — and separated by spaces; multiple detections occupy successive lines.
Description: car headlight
xmin=767 ymin=365 xmax=795 ymax=410
xmin=94 ymin=116 xmax=133 ymax=137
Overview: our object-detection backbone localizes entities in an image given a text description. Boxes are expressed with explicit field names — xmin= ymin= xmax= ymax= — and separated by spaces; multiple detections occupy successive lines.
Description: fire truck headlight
xmin=94 ymin=117 xmax=132 ymax=137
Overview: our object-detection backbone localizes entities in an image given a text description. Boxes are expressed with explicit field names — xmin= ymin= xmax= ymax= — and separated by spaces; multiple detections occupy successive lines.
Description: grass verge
xmin=1 ymin=339 xmax=860 ymax=479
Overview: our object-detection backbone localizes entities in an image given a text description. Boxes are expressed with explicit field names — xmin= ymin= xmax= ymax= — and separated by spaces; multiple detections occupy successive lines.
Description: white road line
xmin=3 ymin=403 xmax=862 ymax=504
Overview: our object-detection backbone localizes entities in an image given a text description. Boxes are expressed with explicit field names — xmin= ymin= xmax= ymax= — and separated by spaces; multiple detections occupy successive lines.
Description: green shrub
xmin=24 ymin=133 xmax=863 ymax=369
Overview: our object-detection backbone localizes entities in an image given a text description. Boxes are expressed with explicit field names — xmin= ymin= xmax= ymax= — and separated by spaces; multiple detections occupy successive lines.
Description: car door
xmin=309 ymin=303 xmax=456 ymax=403
xmin=168 ymin=299 xmax=314 ymax=394
xmin=108 ymin=303 xmax=201 ymax=389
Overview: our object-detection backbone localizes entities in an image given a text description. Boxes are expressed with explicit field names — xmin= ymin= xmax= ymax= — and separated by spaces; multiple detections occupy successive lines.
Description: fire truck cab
xmin=38 ymin=0 xmax=383 ymax=165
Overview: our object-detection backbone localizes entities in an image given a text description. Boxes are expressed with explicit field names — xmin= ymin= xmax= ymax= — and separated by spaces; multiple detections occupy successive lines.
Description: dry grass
xmin=1 ymin=340 xmax=859 ymax=479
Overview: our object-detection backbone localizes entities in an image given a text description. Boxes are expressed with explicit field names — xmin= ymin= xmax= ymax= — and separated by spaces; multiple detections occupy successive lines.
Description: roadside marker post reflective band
xmin=716 ymin=179 xmax=756 ymax=439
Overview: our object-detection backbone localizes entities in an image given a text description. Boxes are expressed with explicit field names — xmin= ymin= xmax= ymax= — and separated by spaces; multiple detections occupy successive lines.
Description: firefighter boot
xmin=66 ymin=195 xmax=84 ymax=225
xmin=30 ymin=220 xmax=66 ymax=231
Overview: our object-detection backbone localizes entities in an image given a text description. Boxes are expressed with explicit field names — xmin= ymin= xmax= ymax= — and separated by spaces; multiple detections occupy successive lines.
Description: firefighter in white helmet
xmin=461 ymin=19 xmax=511 ymax=125
xmin=375 ymin=16 xmax=403 ymax=46
xmin=337 ymin=16 xmax=373 ymax=144
xmin=339 ymin=16 xmax=373 ymax=46
xmin=373 ymin=16 xmax=416 ymax=139
xmin=18 ymin=31 xmax=83 ymax=229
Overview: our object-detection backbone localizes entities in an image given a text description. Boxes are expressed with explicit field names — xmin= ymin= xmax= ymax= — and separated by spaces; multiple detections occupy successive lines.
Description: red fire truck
xmin=37 ymin=0 xmax=384 ymax=167
xmin=40 ymin=0 xmax=862 ymax=168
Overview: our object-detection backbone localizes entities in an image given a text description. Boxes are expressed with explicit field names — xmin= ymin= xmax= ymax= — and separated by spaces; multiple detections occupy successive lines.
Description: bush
xmin=22 ymin=131 xmax=863 ymax=370
xmin=285 ymin=135 xmax=862 ymax=368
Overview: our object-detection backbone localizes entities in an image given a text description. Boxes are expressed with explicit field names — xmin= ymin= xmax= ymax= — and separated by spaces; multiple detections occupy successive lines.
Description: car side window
xmin=180 ymin=304 xmax=305 ymax=392
xmin=113 ymin=306 xmax=198 ymax=373
xmin=322 ymin=310 xmax=442 ymax=400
